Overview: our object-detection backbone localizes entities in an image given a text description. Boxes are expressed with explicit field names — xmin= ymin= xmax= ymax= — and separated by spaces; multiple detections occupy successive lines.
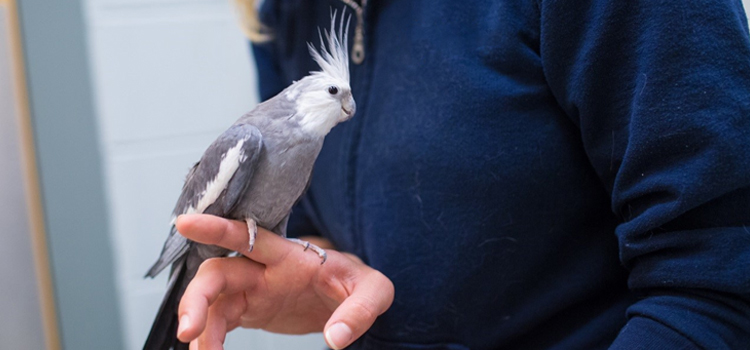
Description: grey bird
xmin=143 ymin=12 xmax=354 ymax=350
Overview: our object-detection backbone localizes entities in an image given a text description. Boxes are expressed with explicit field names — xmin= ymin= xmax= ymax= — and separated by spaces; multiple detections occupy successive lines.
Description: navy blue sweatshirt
xmin=251 ymin=1 xmax=750 ymax=349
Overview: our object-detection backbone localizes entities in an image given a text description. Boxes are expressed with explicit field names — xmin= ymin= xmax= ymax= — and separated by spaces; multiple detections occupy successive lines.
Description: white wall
xmin=83 ymin=0 xmax=324 ymax=348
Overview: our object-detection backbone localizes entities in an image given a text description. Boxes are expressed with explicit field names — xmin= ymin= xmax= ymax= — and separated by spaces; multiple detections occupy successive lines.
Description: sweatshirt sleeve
xmin=539 ymin=1 xmax=750 ymax=348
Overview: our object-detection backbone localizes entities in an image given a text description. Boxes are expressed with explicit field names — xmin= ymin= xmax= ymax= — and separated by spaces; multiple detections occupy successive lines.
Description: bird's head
xmin=289 ymin=11 xmax=356 ymax=137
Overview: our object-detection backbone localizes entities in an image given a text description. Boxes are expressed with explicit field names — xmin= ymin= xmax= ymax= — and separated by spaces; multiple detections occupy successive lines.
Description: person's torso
xmin=259 ymin=1 xmax=635 ymax=348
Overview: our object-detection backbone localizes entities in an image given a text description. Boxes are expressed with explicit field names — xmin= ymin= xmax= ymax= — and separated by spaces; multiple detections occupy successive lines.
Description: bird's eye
xmin=328 ymin=86 xmax=339 ymax=95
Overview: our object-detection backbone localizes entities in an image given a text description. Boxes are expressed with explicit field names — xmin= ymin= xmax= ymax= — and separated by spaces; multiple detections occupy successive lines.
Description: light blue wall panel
xmin=16 ymin=0 xmax=124 ymax=349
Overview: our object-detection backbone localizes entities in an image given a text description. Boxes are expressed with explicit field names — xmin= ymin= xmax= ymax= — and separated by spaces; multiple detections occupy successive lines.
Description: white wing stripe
xmin=188 ymin=139 xmax=247 ymax=215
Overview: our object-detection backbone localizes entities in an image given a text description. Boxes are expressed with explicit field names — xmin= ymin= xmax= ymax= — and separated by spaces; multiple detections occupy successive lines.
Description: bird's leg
xmin=246 ymin=218 xmax=258 ymax=252
xmin=286 ymin=238 xmax=328 ymax=265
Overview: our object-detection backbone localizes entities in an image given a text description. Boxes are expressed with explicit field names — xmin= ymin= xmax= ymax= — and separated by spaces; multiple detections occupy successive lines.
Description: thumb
xmin=324 ymin=271 xmax=395 ymax=349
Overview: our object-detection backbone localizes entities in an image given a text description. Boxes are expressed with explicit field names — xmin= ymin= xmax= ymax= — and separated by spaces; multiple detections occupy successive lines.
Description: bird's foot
xmin=246 ymin=218 xmax=258 ymax=252
xmin=287 ymin=238 xmax=328 ymax=264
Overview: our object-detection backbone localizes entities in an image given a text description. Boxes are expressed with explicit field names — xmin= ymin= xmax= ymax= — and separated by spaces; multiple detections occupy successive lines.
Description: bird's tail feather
xmin=143 ymin=257 xmax=190 ymax=350
xmin=145 ymin=226 xmax=190 ymax=278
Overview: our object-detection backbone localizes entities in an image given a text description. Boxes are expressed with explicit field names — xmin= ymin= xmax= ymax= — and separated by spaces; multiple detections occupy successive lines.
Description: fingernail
xmin=325 ymin=323 xmax=352 ymax=350
xmin=177 ymin=315 xmax=190 ymax=338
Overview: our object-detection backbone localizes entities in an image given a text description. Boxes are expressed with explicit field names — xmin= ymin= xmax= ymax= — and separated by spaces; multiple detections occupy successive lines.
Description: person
xmin=171 ymin=1 xmax=750 ymax=349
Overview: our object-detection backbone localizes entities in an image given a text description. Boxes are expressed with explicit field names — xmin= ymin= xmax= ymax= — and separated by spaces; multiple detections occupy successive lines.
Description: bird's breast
xmin=235 ymin=139 xmax=324 ymax=229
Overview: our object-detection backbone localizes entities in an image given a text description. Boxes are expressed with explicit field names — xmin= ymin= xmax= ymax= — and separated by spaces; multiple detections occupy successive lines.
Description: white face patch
xmin=188 ymin=139 xmax=247 ymax=214
xmin=293 ymin=74 xmax=351 ymax=137
xmin=295 ymin=91 xmax=343 ymax=137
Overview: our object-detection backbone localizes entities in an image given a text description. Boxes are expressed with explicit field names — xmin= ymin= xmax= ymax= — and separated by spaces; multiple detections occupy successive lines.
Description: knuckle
xmin=349 ymin=296 xmax=380 ymax=323
xmin=193 ymin=258 xmax=229 ymax=302
xmin=364 ymin=270 xmax=395 ymax=303
xmin=317 ymin=271 xmax=350 ymax=300
xmin=216 ymin=219 xmax=234 ymax=244
xmin=197 ymin=257 xmax=225 ymax=276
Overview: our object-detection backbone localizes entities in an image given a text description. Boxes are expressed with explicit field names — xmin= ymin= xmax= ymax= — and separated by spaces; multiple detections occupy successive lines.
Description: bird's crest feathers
xmin=307 ymin=10 xmax=351 ymax=83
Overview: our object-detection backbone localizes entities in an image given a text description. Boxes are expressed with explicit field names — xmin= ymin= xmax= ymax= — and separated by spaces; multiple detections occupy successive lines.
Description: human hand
xmin=173 ymin=214 xmax=394 ymax=349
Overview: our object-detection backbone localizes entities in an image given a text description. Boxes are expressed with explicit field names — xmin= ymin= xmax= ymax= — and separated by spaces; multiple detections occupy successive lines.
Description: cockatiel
xmin=143 ymin=12 xmax=355 ymax=350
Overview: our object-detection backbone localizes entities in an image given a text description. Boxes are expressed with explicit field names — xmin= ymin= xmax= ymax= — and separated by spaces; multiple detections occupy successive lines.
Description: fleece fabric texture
xmin=251 ymin=0 xmax=750 ymax=349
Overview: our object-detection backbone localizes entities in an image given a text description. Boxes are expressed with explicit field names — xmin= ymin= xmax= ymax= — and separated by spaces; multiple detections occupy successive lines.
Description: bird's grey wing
xmin=145 ymin=124 xmax=263 ymax=277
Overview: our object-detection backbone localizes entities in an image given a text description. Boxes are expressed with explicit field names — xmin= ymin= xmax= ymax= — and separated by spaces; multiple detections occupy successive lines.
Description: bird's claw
xmin=246 ymin=218 xmax=258 ymax=253
xmin=287 ymin=238 xmax=327 ymax=264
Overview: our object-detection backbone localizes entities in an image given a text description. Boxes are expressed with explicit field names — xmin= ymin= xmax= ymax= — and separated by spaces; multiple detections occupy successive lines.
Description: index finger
xmin=175 ymin=214 xmax=297 ymax=265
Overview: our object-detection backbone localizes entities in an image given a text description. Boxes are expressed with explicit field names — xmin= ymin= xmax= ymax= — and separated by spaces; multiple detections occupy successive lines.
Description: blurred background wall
xmin=3 ymin=0 xmax=750 ymax=349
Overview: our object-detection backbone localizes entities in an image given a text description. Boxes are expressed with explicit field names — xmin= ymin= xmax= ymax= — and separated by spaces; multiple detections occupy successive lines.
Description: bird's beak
xmin=341 ymin=96 xmax=356 ymax=121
